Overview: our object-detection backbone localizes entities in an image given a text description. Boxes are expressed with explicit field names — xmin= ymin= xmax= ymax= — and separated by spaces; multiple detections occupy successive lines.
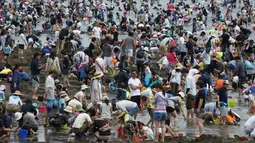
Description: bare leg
xmin=160 ymin=121 xmax=166 ymax=142
xmin=196 ymin=118 xmax=203 ymax=136
xmin=155 ymin=120 xmax=159 ymax=142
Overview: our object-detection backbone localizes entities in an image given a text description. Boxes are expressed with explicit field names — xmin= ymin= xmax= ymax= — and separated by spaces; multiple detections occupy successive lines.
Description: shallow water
xmin=4 ymin=0 xmax=255 ymax=142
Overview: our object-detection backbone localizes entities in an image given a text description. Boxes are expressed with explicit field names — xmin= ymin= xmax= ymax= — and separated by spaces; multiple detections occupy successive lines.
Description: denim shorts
xmin=128 ymin=105 xmax=139 ymax=117
xmin=154 ymin=112 xmax=167 ymax=121
xmin=45 ymin=99 xmax=58 ymax=113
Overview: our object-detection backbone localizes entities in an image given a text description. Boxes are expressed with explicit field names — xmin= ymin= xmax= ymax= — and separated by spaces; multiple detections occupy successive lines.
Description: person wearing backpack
xmin=45 ymin=52 xmax=61 ymax=75
xmin=135 ymin=46 xmax=146 ymax=79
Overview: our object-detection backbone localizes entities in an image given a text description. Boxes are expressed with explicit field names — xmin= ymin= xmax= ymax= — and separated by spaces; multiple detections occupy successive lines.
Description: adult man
xmin=74 ymin=85 xmax=90 ymax=104
xmin=44 ymin=70 xmax=57 ymax=126
xmin=57 ymin=22 xmax=72 ymax=54
xmin=72 ymin=112 xmax=92 ymax=136
xmin=195 ymin=80 xmax=206 ymax=137
xmin=30 ymin=52 xmax=44 ymax=99
xmin=116 ymin=100 xmax=139 ymax=119
xmin=217 ymin=80 xmax=229 ymax=125
xmin=128 ymin=70 xmax=143 ymax=119
xmin=121 ymin=32 xmax=136 ymax=64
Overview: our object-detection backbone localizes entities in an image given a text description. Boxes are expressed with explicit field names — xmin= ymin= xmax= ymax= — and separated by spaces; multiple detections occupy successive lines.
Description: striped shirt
xmin=152 ymin=92 xmax=167 ymax=113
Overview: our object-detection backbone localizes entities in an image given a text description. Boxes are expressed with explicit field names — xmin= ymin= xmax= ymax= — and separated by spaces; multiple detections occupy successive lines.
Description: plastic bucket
xmin=39 ymin=106 xmax=47 ymax=112
xmin=229 ymin=99 xmax=237 ymax=107
xmin=111 ymin=130 xmax=118 ymax=138
xmin=19 ymin=129 xmax=28 ymax=138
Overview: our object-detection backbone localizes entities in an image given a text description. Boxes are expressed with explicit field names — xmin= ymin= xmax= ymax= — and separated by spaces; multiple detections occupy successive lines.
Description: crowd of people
xmin=1 ymin=0 xmax=255 ymax=142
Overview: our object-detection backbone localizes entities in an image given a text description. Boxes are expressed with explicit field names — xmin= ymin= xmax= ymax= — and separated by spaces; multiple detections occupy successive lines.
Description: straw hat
xmin=64 ymin=106 xmax=73 ymax=113
xmin=64 ymin=96 xmax=71 ymax=102
xmin=13 ymin=90 xmax=24 ymax=96
xmin=75 ymin=104 xmax=84 ymax=112
xmin=243 ymin=83 xmax=250 ymax=88
xmin=176 ymin=63 xmax=183 ymax=70
xmin=59 ymin=91 xmax=68 ymax=97
xmin=81 ymin=84 xmax=89 ymax=90
xmin=178 ymin=92 xmax=185 ymax=98
xmin=0 ymin=85 xmax=6 ymax=91
xmin=93 ymin=72 xmax=103 ymax=79
xmin=116 ymin=110 xmax=126 ymax=119
xmin=14 ymin=112 xmax=23 ymax=121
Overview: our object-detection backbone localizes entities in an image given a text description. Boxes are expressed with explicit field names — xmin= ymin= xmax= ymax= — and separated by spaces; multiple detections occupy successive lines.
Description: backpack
xmin=136 ymin=49 xmax=145 ymax=58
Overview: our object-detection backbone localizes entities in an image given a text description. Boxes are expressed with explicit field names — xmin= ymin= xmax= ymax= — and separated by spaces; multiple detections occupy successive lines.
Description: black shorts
xmin=19 ymin=44 xmax=25 ymax=49
xmin=166 ymin=106 xmax=175 ymax=113
xmin=4 ymin=54 xmax=9 ymax=57
xmin=130 ymin=96 xmax=141 ymax=108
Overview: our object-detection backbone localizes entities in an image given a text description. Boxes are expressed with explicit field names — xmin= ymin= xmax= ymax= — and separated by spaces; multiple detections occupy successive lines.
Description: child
xmin=77 ymin=58 xmax=86 ymax=83
xmin=58 ymin=91 xmax=68 ymax=113
xmin=100 ymin=96 xmax=112 ymax=124
xmin=137 ymin=121 xmax=154 ymax=141
xmin=243 ymin=90 xmax=255 ymax=107
xmin=4 ymin=43 xmax=11 ymax=62
xmin=226 ymin=110 xmax=238 ymax=125
xmin=144 ymin=62 xmax=152 ymax=87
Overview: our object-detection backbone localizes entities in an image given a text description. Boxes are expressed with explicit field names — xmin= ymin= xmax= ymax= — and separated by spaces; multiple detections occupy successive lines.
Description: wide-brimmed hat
xmin=93 ymin=72 xmax=103 ymax=79
xmin=116 ymin=110 xmax=126 ymax=119
xmin=0 ymin=85 xmax=6 ymax=91
xmin=81 ymin=84 xmax=89 ymax=90
xmin=75 ymin=104 xmax=84 ymax=112
xmin=64 ymin=106 xmax=73 ymax=113
xmin=59 ymin=91 xmax=68 ymax=97
xmin=176 ymin=63 xmax=183 ymax=70
xmin=243 ymin=83 xmax=250 ymax=88
xmin=64 ymin=96 xmax=71 ymax=102
xmin=14 ymin=112 xmax=23 ymax=121
xmin=13 ymin=90 xmax=24 ymax=96
xmin=178 ymin=92 xmax=185 ymax=98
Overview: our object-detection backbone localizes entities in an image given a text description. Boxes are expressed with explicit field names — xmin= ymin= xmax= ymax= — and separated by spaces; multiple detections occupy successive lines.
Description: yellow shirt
xmin=147 ymin=94 xmax=155 ymax=109
xmin=198 ymin=62 xmax=205 ymax=70
xmin=0 ymin=68 xmax=11 ymax=74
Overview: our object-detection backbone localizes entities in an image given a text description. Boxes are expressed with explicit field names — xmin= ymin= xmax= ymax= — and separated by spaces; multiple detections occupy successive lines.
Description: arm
xmin=197 ymin=98 xmax=204 ymax=112
xmin=129 ymin=84 xmax=138 ymax=90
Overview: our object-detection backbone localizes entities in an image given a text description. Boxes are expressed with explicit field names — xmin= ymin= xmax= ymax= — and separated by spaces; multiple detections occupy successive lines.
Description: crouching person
xmin=14 ymin=112 xmax=38 ymax=135
xmin=71 ymin=106 xmax=92 ymax=137
xmin=49 ymin=106 xmax=73 ymax=129
xmin=92 ymin=116 xmax=111 ymax=142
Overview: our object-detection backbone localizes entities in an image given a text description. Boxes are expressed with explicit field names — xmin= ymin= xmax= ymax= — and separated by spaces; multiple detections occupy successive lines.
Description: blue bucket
xmin=19 ymin=129 xmax=28 ymax=138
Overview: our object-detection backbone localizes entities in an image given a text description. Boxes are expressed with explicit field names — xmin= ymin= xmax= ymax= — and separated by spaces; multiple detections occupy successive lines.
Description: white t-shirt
xmin=116 ymin=100 xmax=137 ymax=111
xmin=17 ymin=33 xmax=27 ymax=45
xmin=45 ymin=75 xmax=55 ymax=100
xmin=92 ymin=27 xmax=102 ymax=39
xmin=74 ymin=91 xmax=85 ymax=100
xmin=185 ymin=74 xmax=197 ymax=96
xmin=171 ymin=70 xmax=181 ymax=85
xmin=101 ymin=103 xmax=112 ymax=119
xmin=128 ymin=78 xmax=141 ymax=96
xmin=95 ymin=57 xmax=105 ymax=73
xmin=201 ymin=50 xmax=213 ymax=65
xmin=8 ymin=95 xmax=22 ymax=105
xmin=72 ymin=113 xmax=92 ymax=129
xmin=244 ymin=116 xmax=255 ymax=130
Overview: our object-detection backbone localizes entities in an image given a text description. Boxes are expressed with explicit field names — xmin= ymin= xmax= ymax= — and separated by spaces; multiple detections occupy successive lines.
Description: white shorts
xmin=125 ymin=49 xmax=133 ymax=57
xmin=104 ymin=56 xmax=113 ymax=68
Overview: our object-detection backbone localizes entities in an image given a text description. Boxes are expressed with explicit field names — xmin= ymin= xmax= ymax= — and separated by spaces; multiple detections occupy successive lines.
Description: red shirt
xmin=166 ymin=51 xmax=177 ymax=65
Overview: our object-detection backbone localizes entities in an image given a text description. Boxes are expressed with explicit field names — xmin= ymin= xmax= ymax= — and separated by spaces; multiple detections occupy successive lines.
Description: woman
xmin=169 ymin=65 xmax=182 ymax=96
xmin=92 ymin=116 xmax=111 ymax=142
xmin=150 ymin=84 xmax=168 ymax=142
xmin=6 ymin=90 xmax=23 ymax=113
xmin=10 ymin=64 xmax=22 ymax=93
xmin=17 ymin=30 xmax=27 ymax=59
xmin=45 ymin=52 xmax=61 ymax=74
xmin=90 ymin=72 xmax=103 ymax=105
xmin=14 ymin=111 xmax=38 ymax=135
xmin=62 ymin=55 xmax=70 ymax=88
xmin=166 ymin=46 xmax=179 ymax=72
